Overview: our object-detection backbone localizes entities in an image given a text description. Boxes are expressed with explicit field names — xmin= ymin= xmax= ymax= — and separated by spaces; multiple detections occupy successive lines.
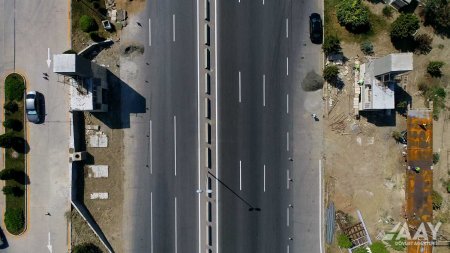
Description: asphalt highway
xmin=217 ymin=0 xmax=323 ymax=253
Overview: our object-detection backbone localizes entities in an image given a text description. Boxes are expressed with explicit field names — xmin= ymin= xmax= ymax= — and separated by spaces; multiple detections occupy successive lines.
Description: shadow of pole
xmin=207 ymin=171 xmax=260 ymax=212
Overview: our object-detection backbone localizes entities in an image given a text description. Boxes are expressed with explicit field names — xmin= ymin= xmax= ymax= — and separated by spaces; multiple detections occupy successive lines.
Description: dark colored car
xmin=25 ymin=91 xmax=43 ymax=123
xmin=309 ymin=13 xmax=323 ymax=44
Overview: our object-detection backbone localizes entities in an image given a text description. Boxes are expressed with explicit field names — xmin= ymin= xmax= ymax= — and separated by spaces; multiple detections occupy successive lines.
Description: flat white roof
xmin=53 ymin=54 xmax=77 ymax=73
xmin=69 ymin=78 xmax=94 ymax=111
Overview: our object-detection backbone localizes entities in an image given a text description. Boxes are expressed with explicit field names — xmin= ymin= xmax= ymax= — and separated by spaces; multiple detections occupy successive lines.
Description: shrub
xmin=423 ymin=0 xmax=450 ymax=36
xmin=3 ymin=119 xmax=23 ymax=132
xmin=337 ymin=0 xmax=370 ymax=33
xmin=337 ymin=233 xmax=352 ymax=248
xmin=322 ymin=35 xmax=341 ymax=55
xmin=390 ymin=14 xmax=420 ymax=40
xmin=447 ymin=180 xmax=450 ymax=193
xmin=382 ymin=5 xmax=393 ymax=17
xmin=302 ymin=71 xmax=324 ymax=91
xmin=5 ymin=73 xmax=25 ymax=101
xmin=433 ymin=152 xmax=440 ymax=164
xmin=353 ymin=247 xmax=368 ymax=253
xmin=432 ymin=190 xmax=443 ymax=210
xmin=323 ymin=65 xmax=339 ymax=83
xmin=72 ymin=243 xmax=102 ymax=253
xmin=427 ymin=61 xmax=445 ymax=77
xmin=0 ymin=168 xmax=16 ymax=180
xmin=79 ymin=15 xmax=98 ymax=33
xmin=414 ymin=33 xmax=433 ymax=54
xmin=4 ymin=208 xmax=24 ymax=234
xmin=369 ymin=241 xmax=389 ymax=253
xmin=2 ymin=186 xmax=24 ymax=197
xmin=4 ymin=101 xmax=18 ymax=113
xmin=360 ymin=41 xmax=374 ymax=55
xmin=0 ymin=133 xmax=14 ymax=148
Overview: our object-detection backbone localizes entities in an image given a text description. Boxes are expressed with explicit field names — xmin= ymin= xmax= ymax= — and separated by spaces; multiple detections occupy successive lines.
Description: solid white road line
xmin=239 ymin=160 xmax=242 ymax=191
xmin=286 ymin=132 xmax=289 ymax=151
xmin=239 ymin=71 xmax=241 ymax=103
xmin=173 ymin=14 xmax=176 ymax=42
xmin=196 ymin=1 xmax=201 ymax=252
xmin=319 ymin=159 xmax=323 ymax=253
xmin=286 ymin=57 xmax=289 ymax=76
xmin=287 ymin=207 xmax=290 ymax=227
xmin=287 ymin=245 xmax=290 ymax=253
xmin=286 ymin=94 xmax=289 ymax=114
xmin=174 ymin=116 xmax=177 ymax=176
xmin=286 ymin=169 xmax=290 ymax=189
xmin=175 ymin=197 xmax=178 ymax=253
xmin=151 ymin=192 xmax=154 ymax=253
xmin=263 ymin=74 xmax=266 ymax=107
xmin=286 ymin=19 xmax=289 ymax=38
xmin=263 ymin=0 xmax=265 ymax=5
xmin=149 ymin=18 xmax=152 ymax=46
xmin=263 ymin=165 xmax=266 ymax=192
xmin=150 ymin=120 xmax=153 ymax=174
xmin=215 ymin=0 xmax=220 ymax=251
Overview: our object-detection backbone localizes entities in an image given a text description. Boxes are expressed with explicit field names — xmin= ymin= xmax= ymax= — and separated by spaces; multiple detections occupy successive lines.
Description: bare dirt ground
xmin=70 ymin=209 xmax=109 ymax=253
xmin=325 ymin=2 xmax=450 ymax=253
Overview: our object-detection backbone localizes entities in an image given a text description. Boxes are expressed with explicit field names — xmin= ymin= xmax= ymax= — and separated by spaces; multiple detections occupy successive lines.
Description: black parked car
xmin=309 ymin=13 xmax=323 ymax=44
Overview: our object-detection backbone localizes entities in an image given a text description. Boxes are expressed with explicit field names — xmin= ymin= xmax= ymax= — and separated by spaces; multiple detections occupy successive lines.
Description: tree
xmin=4 ymin=101 xmax=18 ymax=113
xmin=0 ymin=169 xmax=16 ymax=180
xmin=433 ymin=152 xmax=440 ymax=164
xmin=432 ymin=190 xmax=443 ymax=210
xmin=353 ymin=247 xmax=369 ymax=253
xmin=2 ymin=186 xmax=24 ymax=197
xmin=72 ymin=243 xmax=102 ymax=253
xmin=5 ymin=73 xmax=25 ymax=101
xmin=382 ymin=5 xmax=393 ymax=18
xmin=390 ymin=14 xmax=419 ymax=40
xmin=337 ymin=0 xmax=370 ymax=33
xmin=0 ymin=133 xmax=14 ymax=148
xmin=423 ymin=0 xmax=450 ymax=36
xmin=414 ymin=33 xmax=433 ymax=54
xmin=369 ymin=241 xmax=389 ymax=253
xmin=3 ymin=119 xmax=23 ymax=131
xmin=337 ymin=233 xmax=353 ymax=248
xmin=360 ymin=41 xmax=374 ymax=55
xmin=322 ymin=35 xmax=341 ymax=55
xmin=79 ymin=15 xmax=98 ymax=33
xmin=4 ymin=208 xmax=24 ymax=235
xmin=323 ymin=65 xmax=339 ymax=83
xmin=427 ymin=61 xmax=445 ymax=77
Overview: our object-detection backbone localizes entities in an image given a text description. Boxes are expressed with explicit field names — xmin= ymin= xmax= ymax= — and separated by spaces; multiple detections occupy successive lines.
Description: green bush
xmin=382 ymin=5 xmax=393 ymax=18
xmin=79 ymin=15 xmax=98 ymax=33
xmin=4 ymin=208 xmax=24 ymax=235
xmin=5 ymin=73 xmax=25 ymax=101
xmin=390 ymin=14 xmax=420 ymax=40
xmin=427 ymin=61 xmax=445 ymax=77
xmin=353 ymin=247 xmax=368 ymax=253
xmin=360 ymin=41 xmax=374 ymax=55
xmin=4 ymin=101 xmax=18 ymax=113
xmin=0 ymin=133 xmax=14 ymax=148
xmin=322 ymin=35 xmax=341 ymax=55
xmin=337 ymin=233 xmax=353 ymax=248
xmin=337 ymin=0 xmax=370 ymax=33
xmin=433 ymin=152 xmax=440 ymax=164
xmin=323 ymin=65 xmax=339 ymax=83
xmin=0 ymin=168 xmax=16 ymax=180
xmin=432 ymin=190 xmax=443 ymax=210
xmin=72 ymin=243 xmax=102 ymax=253
xmin=423 ymin=0 xmax=450 ymax=36
xmin=3 ymin=119 xmax=23 ymax=132
xmin=2 ymin=186 xmax=24 ymax=197
xmin=369 ymin=241 xmax=389 ymax=253
xmin=414 ymin=33 xmax=433 ymax=55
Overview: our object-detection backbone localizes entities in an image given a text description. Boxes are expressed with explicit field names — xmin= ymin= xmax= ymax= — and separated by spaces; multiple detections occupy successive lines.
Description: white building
xmin=53 ymin=54 xmax=108 ymax=112
xmin=358 ymin=53 xmax=413 ymax=112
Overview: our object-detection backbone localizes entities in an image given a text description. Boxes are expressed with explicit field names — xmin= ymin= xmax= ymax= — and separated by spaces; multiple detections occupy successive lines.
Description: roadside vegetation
xmin=72 ymin=242 xmax=103 ymax=253
xmin=1 ymin=73 xmax=27 ymax=235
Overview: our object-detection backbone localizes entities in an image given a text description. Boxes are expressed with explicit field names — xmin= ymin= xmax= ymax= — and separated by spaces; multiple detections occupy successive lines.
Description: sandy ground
xmin=324 ymin=2 xmax=450 ymax=253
